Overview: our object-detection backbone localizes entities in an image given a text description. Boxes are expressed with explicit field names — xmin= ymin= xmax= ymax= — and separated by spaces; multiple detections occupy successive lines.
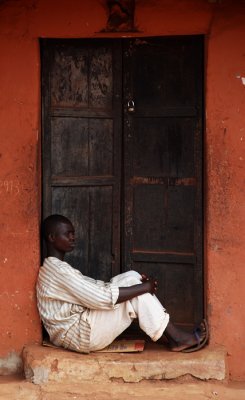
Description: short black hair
xmin=42 ymin=214 xmax=72 ymax=240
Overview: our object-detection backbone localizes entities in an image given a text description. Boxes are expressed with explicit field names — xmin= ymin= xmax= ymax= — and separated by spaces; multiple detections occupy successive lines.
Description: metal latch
xmin=127 ymin=100 xmax=135 ymax=113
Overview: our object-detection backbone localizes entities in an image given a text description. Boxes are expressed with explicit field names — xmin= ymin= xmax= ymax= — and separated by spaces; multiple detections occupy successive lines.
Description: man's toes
xmin=195 ymin=320 xmax=208 ymax=342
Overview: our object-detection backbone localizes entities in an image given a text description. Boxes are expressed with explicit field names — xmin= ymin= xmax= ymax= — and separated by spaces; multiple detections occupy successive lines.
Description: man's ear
xmin=48 ymin=232 xmax=56 ymax=243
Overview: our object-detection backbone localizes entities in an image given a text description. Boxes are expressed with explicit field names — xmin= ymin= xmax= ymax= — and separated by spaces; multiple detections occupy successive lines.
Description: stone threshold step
xmin=2 ymin=377 xmax=245 ymax=400
xmin=22 ymin=343 xmax=227 ymax=385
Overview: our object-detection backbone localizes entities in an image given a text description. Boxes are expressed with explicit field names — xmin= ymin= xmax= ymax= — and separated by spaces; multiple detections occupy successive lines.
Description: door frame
xmin=41 ymin=36 xmax=205 ymax=326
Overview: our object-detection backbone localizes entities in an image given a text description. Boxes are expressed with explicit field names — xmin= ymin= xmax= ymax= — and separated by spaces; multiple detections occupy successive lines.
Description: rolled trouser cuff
xmin=151 ymin=313 xmax=170 ymax=342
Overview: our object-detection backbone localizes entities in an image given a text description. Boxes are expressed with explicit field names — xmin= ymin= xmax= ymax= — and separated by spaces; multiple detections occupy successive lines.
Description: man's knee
xmin=111 ymin=270 xmax=142 ymax=286
xmin=122 ymin=270 xmax=142 ymax=286
xmin=126 ymin=270 xmax=142 ymax=279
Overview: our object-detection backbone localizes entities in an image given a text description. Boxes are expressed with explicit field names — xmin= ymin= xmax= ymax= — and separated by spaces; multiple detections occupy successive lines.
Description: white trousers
xmin=87 ymin=271 xmax=169 ymax=351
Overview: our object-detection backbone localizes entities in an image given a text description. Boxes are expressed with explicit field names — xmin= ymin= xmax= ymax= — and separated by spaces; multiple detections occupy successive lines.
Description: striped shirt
xmin=36 ymin=257 xmax=119 ymax=353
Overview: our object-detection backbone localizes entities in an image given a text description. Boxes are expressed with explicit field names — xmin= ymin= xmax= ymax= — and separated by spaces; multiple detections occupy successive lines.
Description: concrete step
xmin=1 ymin=376 xmax=245 ymax=400
xmin=22 ymin=343 xmax=227 ymax=385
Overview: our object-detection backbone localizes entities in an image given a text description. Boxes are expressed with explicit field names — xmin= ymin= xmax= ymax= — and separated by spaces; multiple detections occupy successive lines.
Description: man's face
xmin=50 ymin=221 xmax=75 ymax=253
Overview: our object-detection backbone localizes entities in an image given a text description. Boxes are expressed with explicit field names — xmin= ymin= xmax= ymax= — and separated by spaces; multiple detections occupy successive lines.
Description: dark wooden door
xmin=42 ymin=37 xmax=203 ymax=326
xmin=123 ymin=37 xmax=203 ymax=326
xmin=41 ymin=40 xmax=122 ymax=281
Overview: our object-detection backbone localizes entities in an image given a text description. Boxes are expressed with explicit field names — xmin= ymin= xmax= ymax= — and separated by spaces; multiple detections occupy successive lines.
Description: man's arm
xmin=116 ymin=279 xmax=157 ymax=304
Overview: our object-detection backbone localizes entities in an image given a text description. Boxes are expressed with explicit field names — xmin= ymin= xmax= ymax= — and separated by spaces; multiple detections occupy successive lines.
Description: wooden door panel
xmin=123 ymin=36 xmax=203 ymax=325
xmin=51 ymin=118 xmax=114 ymax=176
xmin=42 ymin=40 xmax=122 ymax=281
xmin=133 ymin=185 xmax=195 ymax=252
xmin=88 ymin=119 xmax=114 ymax=175
xmin=51 ymin=118 xmax=89 ymax=176
xmin=167 ymin=186 xmax=195 ymax=251
xmin=50 ymin=45 xmax=113 ymax=109
xmin=133 ymin=185 xmax=167 ymax=250
xmin=50 ymin=47 xmax=88 ymax=108
xmin=133 ymin=118 xmax=195 ymax=177
xmin=131 ymin=37 xmax=199 ymax=111
xmin=89 ymin=48 xmax=113 ymax=108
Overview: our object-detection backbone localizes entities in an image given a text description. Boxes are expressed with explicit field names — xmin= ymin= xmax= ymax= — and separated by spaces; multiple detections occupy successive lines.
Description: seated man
xmin=36 ymin=214 xmax=208 ymax=354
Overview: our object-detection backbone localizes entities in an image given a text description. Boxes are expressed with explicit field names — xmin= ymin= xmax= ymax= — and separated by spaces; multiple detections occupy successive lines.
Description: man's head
xmin=43 ymin=214 xmax=75 ymax=256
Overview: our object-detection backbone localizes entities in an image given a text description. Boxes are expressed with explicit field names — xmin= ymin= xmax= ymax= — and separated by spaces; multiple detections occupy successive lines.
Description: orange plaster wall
xmin=205 ymin=4 xmax=245 ymax=380
xmin=0 ymin=0 xmax=244 ymax=380
xmin=0 ymin=3 xmax=42 ymax=371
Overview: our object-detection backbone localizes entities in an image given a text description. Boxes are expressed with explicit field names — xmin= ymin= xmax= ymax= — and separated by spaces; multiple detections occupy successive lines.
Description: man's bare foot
xmin=163 ymin=319 xmax=209 ymax=353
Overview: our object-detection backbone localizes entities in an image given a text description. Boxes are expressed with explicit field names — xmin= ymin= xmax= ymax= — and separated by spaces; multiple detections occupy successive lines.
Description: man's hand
xmin=141 ymin=275 xmax=158 ymax=295
xmin=141 ymin=274 xmax=149 ymax=283
xmin=116 ymin=273 xmax=159 ymax=304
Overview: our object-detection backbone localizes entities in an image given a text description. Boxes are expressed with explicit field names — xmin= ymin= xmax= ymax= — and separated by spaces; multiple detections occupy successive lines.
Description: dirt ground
xmin=1 ymin=376 xmax=245 ymax=400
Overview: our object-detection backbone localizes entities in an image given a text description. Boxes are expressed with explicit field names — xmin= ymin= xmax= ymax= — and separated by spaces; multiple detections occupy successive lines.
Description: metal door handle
xmin=127 ymin=100 xmax=135 ymax=113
